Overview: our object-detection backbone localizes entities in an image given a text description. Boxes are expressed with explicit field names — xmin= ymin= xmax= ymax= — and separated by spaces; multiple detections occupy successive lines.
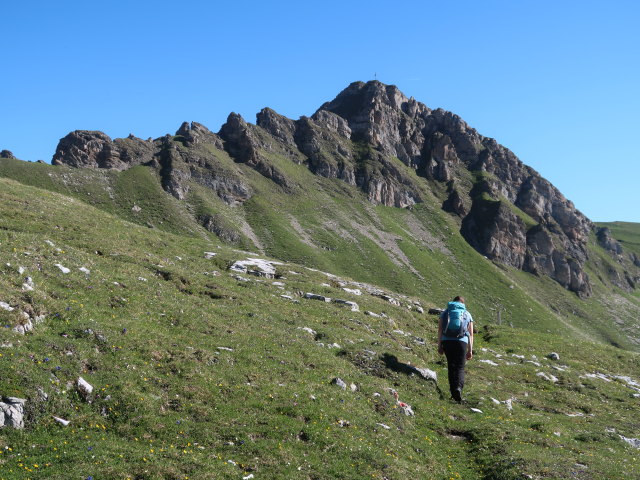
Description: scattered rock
xmin=342 ymin=287 xmax=362 ymax=295
xmin=53 ymin=416 xmax=70 ymax=426
xmin=22 ymin=277 xmax=35 ymax=291
xmin=0 ymin=150 xmax=16 ymax=159
xmin=298 ymin=327 xmax=317 ymax=336
xmin=470 ymin=408 xmax=483 ymax=414
xmin=333 ymin=299 xmax=359 ymax=311
xmin=547 ymin=352 xmax=560 ymax=361
xmin=77 ymin=377 xmax=93 ymax=399
xmin=204 ymin=252 xmax=217 ymax=259
xmin=0 ymin=301 xmax=14 ymax=311
xmin=79 ymin=267 xmax=90 ymax=275
xmin=376 ymin=423 xmax=391 ymax=430
xmin=364 ymin=311 xmax=381 ymax=317
xmin=13 ymin=317 xmax=34 ymax=335
xmin=331 ymin=378 xmax=347 ymax=390
xmin=620 ymin=435 xmax=640 ymax=449
xmin=350 ymin=383 xmax=358 ymax=392
xmin=54 ymin=264 xmax=71 ymax=274
xmin=0 ymin=397 xmax=26 ymax=429
xmin=536 ymin=371 xmax=558 ymax=383
xmin=230 ymin=258 xmax=282 ymax=279
xmin=428 ymin=308 xmax=444 ymax=315
xmin=479 ymin=359 xmax=499 ymax=366
xmin=304 ymin=293 xmax=331 ymax=303
xmin=376 ymin=294 xmax=401 ymax=306
xmin=410 ymin=366 xmax=437 ymax=382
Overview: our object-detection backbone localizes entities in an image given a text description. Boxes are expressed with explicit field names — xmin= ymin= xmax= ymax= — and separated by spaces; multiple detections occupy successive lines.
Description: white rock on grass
xmin=479 ymin=359 xmax=499 ymax=366
xmin=230 ymin=258 xmax=282 ymax=279
xmin=333 ymin=299 xmax=359 ymax=311
xmin=22 ymin=277 xmax=35 ymax=291
xmin=331 ymin=378 xmax=347 ymax=390
xmin=0 ymin=302 xmax=14 ymax=312
xmin=77 ymin=377 xmax=93 ymax=399
xmin=364 ymin=311 xmax=381 ymax=318
xmin=204 ymin=252 xmax=217 ymax=259
xmin=470 ymin=408 xmax=483 ymax=414
xmin=0 ymin=397 xmax=27 ymax=429
xmin=547 ymin=352 xmax=560 ymax=361
xmin=620 ymin=435 xmax=640 ymax=449
xmin=536 ymin=371 xmax=558 ymax=383
xmin=79 ymin=267 xmax=91 ymax=275
xmin=410 ymin=366 xmax=437 ymax=382
xmin=53 ymin=416 xmax=70 ymax=426
xmin=342 ymin=288 xmax=362 ymax=296
xmin=54 ymin=264 xmax=70 ymax=274
xmin=304 ymin=293 xmax=331 ymax=303
xmin=298 ymin=327 xmax=317 ymax=336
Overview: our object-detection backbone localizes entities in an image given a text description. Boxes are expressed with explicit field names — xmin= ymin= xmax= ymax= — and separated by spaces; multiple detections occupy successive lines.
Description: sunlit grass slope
xmin=1 ymin=178 xmax=639 ymax=479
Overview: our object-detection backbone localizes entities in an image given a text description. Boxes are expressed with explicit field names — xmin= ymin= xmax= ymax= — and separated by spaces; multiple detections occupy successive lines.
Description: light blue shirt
xmin=440 ymin=310 xmax=473 ymax=343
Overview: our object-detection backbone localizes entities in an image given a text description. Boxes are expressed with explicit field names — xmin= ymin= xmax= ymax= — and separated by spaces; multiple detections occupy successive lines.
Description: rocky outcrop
xmin=52 ymin=131 xmax=154 ymax=170
xmin=219 ymin=113 xmax=292 ymax=189
xmin=0 ymin=150 xmax=16 ymax=159
xmin=318 ymin=81 xmax=595 ymax=295
xmin=462 ymin=196 xmax=527 ymax=269
xmin=49 ymin=80 xmax=634 ymax=296
xmin=596 ymin=227 xmax=623 ymax=256
xmin=0 ymin=397 xmax=26 ymax=429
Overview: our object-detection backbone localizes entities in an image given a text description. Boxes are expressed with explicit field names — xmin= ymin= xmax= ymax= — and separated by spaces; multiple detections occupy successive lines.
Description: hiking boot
xmin=452 ymin=389 xmax=462 ymax=403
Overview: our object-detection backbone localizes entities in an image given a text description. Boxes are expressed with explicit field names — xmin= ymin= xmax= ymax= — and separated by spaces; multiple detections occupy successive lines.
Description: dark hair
xmin=453 ymin=296 xmax=465 ymax=303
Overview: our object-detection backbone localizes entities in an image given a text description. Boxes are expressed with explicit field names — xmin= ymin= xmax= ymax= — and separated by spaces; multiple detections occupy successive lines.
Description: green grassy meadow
xmin=1 ymin=174 xmax=640 ymax=479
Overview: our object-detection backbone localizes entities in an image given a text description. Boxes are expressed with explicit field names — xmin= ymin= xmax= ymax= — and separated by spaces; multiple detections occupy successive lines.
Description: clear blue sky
xmin=2 ymin=0 xmax=639 ymax=222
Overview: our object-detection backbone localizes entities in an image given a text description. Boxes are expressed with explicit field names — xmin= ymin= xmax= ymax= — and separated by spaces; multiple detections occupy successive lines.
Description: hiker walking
xmin=437 ymin=296 xmax=474 ymax=402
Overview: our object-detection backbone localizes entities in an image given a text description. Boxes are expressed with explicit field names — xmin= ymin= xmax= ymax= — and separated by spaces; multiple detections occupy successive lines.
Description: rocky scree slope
xmin=51 ymin=81 xmax=639 ymax=298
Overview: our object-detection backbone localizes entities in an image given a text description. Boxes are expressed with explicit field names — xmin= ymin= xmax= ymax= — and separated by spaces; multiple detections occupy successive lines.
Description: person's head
xmin=453 ymin=296 xmax=465 ymax=304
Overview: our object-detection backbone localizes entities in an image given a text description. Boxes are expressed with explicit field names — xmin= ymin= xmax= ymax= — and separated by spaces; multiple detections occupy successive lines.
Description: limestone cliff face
xmin=51 ymin=80 xmax=633 ymax=296
xmin=316 ymin=81 xmax=596 ymax=295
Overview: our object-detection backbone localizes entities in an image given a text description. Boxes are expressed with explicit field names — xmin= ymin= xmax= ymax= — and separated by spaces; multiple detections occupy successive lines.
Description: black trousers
xmin=442 ymin=340 xmax=468 ymax=395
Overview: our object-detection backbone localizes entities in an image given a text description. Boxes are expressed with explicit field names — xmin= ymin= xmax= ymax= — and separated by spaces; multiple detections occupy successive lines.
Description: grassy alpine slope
xmin=1 ymin=178 xmax=640 ymax=479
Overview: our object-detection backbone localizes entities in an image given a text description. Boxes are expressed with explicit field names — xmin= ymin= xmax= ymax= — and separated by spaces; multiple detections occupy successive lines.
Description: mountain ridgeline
xmin=49 ymin=81 xmax=638 ymax=299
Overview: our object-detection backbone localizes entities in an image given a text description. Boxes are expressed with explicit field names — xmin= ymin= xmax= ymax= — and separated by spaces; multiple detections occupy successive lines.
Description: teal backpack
xmin=443 ymin=301 xmax=468 ymax=338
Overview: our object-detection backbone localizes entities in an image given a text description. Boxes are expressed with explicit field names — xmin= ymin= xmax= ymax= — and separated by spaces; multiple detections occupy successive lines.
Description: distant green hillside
xmin=2 ymin=157 xmax=639 ymax=353
xmin=1 ymin=174 xmax=640 ymax=479
xmin=598 ymin=221 xmax=640 ymax=257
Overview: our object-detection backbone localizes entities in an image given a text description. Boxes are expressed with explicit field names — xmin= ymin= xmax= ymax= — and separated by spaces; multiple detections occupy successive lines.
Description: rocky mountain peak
xmin=0 ymin=150 xmax=16 ymax=159
xmin=45 ymin=80 xmax=637 ymax=297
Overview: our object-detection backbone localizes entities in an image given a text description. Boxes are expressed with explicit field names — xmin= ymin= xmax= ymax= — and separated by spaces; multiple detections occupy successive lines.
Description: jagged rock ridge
xmin=51 ymin=81 xmax=637 ymax=297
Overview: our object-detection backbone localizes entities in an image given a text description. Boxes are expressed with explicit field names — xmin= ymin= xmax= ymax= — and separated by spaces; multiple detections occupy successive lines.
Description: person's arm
xmin=437 ymin=313 xmax=444 ymax=355
xmin=466 ymin=316 xmax=473 ymax=360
